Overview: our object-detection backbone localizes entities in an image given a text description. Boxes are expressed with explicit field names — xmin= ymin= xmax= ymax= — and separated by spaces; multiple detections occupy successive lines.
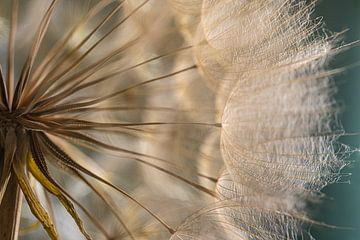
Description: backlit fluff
xmin=191 ymin=0 xmax=349 ymax=195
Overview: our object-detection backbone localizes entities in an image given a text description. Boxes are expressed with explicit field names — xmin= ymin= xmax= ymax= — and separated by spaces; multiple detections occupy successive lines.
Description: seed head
xmin=0 ymin=1 xmax=353 ymax=240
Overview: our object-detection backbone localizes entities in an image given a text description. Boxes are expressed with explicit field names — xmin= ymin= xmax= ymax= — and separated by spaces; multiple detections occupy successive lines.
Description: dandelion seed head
xmin=0 ymin=0 xmax=353 ymax=239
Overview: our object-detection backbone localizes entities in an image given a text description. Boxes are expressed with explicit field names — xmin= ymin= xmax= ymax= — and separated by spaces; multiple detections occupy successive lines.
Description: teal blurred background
xmin=313 ymin=1 xmax=360 ymax=240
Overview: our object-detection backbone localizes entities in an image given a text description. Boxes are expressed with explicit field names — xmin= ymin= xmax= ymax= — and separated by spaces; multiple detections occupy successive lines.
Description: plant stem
xmin=0 ymin=174 xmax=22 ymax=240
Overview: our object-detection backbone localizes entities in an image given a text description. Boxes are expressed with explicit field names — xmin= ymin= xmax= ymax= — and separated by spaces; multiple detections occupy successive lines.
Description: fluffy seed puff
xmin=0 ymin=0 xmax=352 ymax=240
